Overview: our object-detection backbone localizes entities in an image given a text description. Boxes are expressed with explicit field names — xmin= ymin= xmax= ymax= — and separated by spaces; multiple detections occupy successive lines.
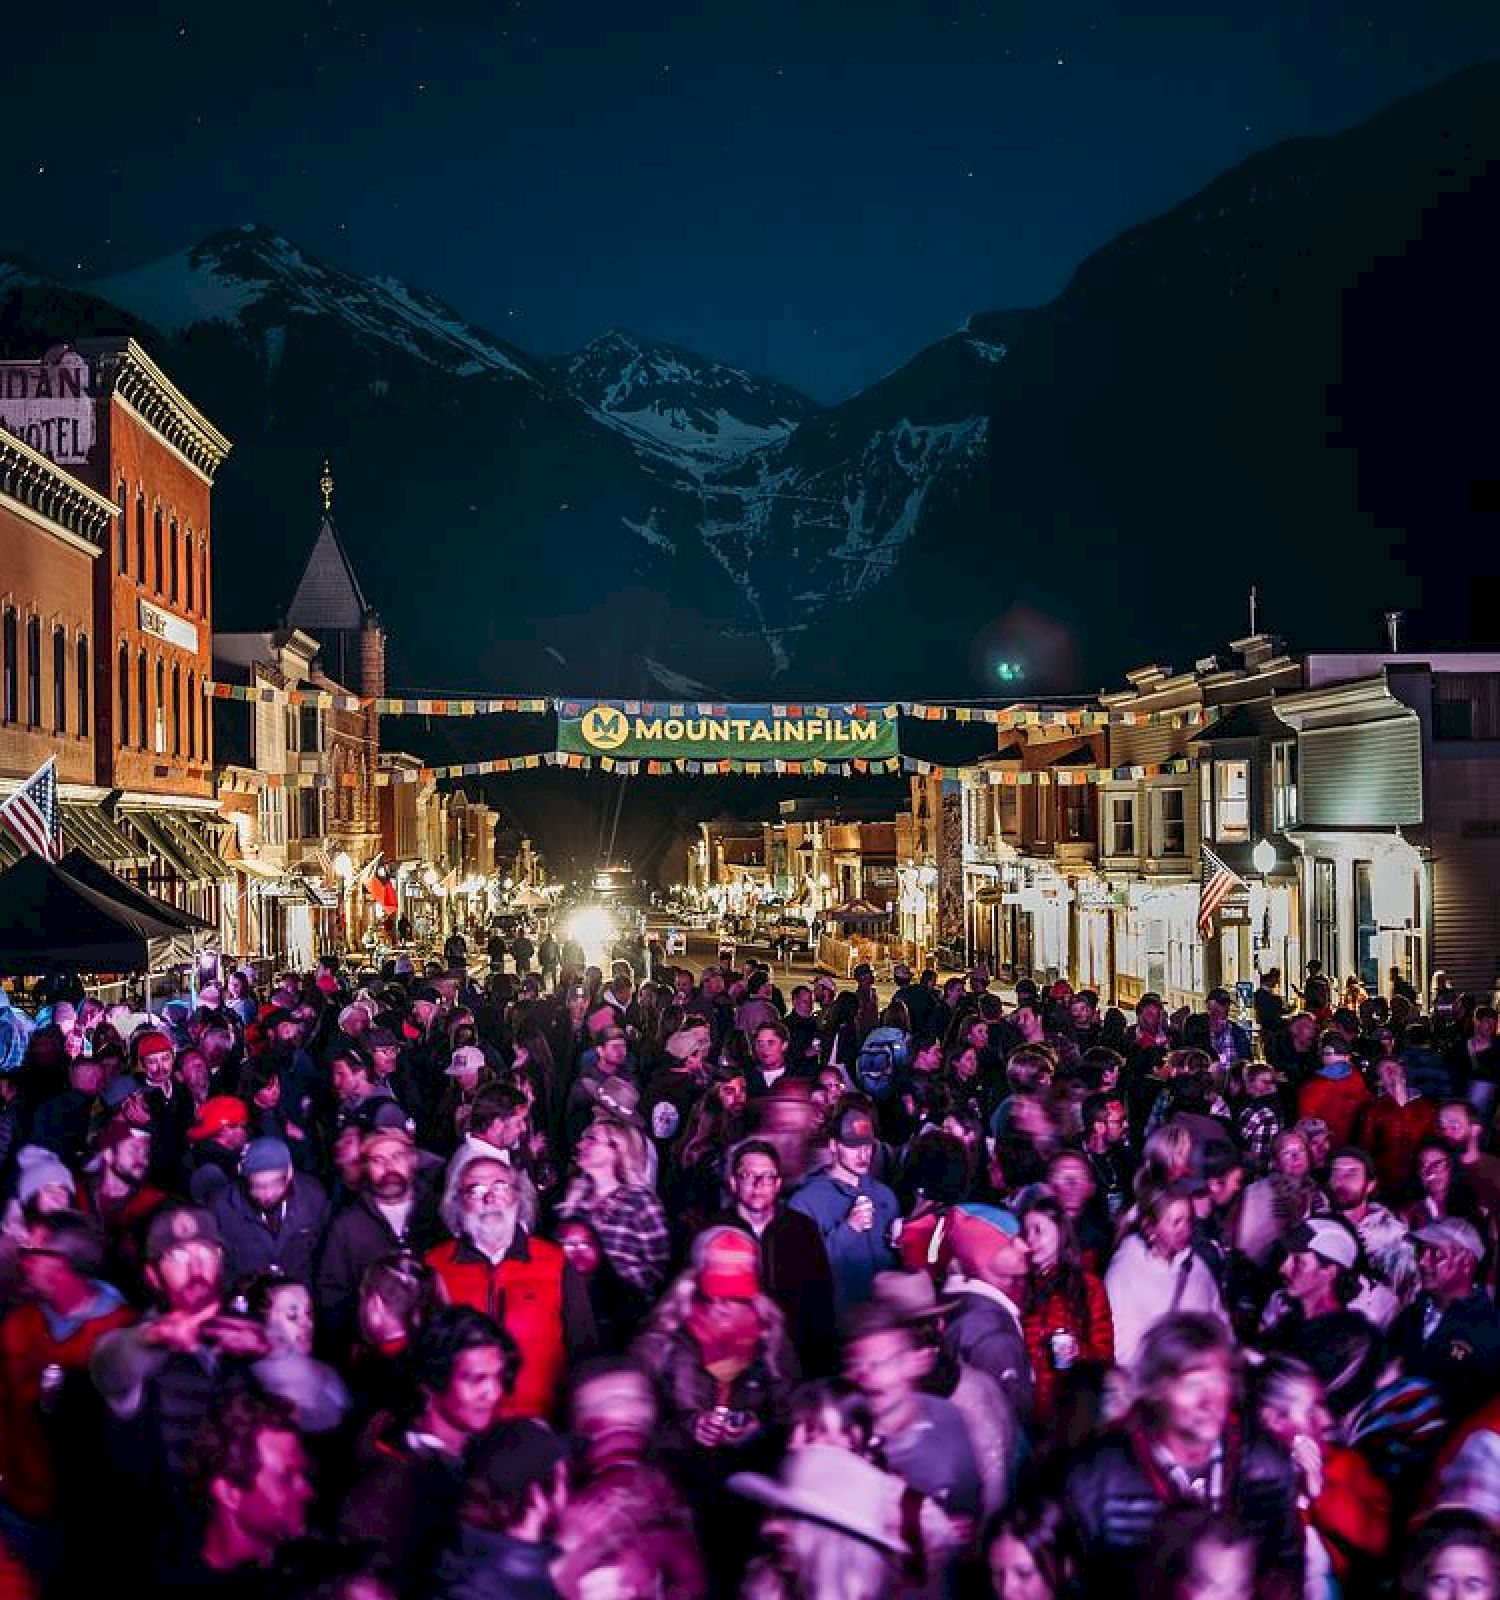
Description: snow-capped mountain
xmin=557 ymin=329 xmax=819 ymax=466
xmin=86 ymin=224 xmax=541 ymax=384
xmin=1 ymin=63 xmax=1494 ymax=698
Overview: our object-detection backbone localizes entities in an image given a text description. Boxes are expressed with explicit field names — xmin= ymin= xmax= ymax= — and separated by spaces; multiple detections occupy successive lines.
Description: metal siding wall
xmin=1300 ymin=721 xmax=1422 ymax=826
xmin=1432 ymin=839 xmax=1500 ymax=996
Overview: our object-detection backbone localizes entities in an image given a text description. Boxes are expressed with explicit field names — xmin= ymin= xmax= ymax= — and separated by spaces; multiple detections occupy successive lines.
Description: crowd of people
xmin=0 ymin=945 xmax=1498 ymax=1599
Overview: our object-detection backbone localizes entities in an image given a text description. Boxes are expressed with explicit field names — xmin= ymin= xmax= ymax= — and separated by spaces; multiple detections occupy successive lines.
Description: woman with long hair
xmin=1019 ymin=1193 xmax=1114 ymax=1425
xmin=1104 ymin=1182 xmax=1226 ymax=1369
xmin=667 ymin=1075 xmax=750 ymax=1236
xmin=821 ymin=991 xmax=862 ymax=1076
xmin=557 ymin=1115 xmax=670 ymax=1317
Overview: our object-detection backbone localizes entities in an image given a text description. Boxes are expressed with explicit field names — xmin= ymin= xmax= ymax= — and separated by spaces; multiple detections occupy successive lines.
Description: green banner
xmin=556 ymin=700 xmax=899 ymax=764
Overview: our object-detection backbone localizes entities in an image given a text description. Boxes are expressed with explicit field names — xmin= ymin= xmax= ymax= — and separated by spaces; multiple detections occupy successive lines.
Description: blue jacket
xmin=787 ymin=1169 xmax=898 ymax=1316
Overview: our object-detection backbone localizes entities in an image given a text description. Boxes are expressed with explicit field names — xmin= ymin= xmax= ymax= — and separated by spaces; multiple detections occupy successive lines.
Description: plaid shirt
xmin=587 ymin=1184 xmax=671 ymax=1296
xmin=1236 ymin=1098 xmax=1283 ymax=1173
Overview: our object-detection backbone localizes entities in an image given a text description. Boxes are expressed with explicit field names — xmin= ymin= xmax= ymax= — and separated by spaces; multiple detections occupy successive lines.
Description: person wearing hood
xmin=0 ymin=1211 xmax=135 ymax=1579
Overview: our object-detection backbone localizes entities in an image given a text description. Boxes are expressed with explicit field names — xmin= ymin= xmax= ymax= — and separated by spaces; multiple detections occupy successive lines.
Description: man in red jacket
xmin=426 ymin=1153 xmax=596 ymax=1420
xmin=0 ymin=1212 xmax=136 ymax=1580
xmin=1296 ymin=1034 xmax=1373 ymax=1150
xmin=1355 ymin=1057 xmax=1439 ymax=1201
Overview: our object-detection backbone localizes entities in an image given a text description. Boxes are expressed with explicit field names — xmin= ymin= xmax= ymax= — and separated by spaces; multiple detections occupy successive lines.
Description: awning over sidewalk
xmin=0 ymin=801 xmax=148 ymax=873
xmin=119 ymin=808 xmax=234 ymax=886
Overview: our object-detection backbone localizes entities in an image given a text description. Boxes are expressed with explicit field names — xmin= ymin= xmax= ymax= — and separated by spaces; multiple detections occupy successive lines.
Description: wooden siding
xmin=1300 ymin=720 xmax=1422 ymax=827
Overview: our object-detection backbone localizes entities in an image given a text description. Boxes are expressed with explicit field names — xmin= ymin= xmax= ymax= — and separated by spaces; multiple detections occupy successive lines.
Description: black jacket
xmin=1063 ymin=1416 xmax=1302 ymax=1592
xmin=315 ymin=1176 xmax=441 ymax=1347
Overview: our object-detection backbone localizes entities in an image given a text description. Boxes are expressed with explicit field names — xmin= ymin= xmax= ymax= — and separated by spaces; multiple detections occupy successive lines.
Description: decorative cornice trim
xmin=88 ymin=339 xmax=232 ymax=479
xmin=0 ymin=426 xmax=117 ymax=550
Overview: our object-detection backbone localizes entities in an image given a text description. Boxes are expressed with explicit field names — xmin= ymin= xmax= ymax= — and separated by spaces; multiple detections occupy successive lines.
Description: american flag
xmin=0 ymin=758 xmax=63 ymax=862
xmin=1197 ymin=845 xmax=1246 ymax=939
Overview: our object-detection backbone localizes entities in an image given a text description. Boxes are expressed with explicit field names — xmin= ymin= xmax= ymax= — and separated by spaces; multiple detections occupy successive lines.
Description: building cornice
xmin=0 ymin=425 xmax=118 ymax=550
xmin=85 ymin=339 xmax=231 ymax=480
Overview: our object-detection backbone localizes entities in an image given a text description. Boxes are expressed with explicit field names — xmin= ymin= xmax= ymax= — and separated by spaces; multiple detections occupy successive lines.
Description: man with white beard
xmin=426 ymin=1152 xmax=596 ymax=1421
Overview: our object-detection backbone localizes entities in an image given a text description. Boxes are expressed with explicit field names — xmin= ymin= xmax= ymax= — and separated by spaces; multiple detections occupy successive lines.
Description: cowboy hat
xmin=729 ymin=1445 xmax=906 ymax=1553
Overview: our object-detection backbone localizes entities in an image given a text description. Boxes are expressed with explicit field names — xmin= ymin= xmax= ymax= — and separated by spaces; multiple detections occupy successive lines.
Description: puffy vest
xmin=427 ymin=1233 xmax=567 ymax=1420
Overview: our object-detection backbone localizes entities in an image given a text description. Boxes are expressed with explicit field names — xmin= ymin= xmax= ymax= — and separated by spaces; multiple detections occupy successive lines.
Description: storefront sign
xmin=0 ymin=348 xmax=97 ymax=465
xmin=138 ymin=598 xmax=200 ymax=653
xmin=557 ymin=701 xmax=899 ymax=762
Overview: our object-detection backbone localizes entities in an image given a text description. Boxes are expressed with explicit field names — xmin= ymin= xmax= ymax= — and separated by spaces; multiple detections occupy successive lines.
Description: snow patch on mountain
xmin=85 ymin=226 xmax=537 ymax=384
xmin=644 ymin=657 xmax=719 ymax=698
xmin=623 ymin=511 xmax=675 ymax=553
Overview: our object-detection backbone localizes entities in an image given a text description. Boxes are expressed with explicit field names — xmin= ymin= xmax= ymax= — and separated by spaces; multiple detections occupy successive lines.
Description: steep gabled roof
xmin=285 ymin=513 xmax=368 ymax=632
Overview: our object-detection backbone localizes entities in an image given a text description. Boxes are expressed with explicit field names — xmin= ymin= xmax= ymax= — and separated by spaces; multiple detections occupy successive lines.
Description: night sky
xmin=8 ymin=1 xmax=1498 ymax=403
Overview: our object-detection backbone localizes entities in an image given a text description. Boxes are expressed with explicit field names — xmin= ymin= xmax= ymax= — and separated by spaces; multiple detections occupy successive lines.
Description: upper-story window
xmin=1108 ymin=793 xmax=1137 ymax=855
xmin=135 ymin=494 xmax=147 ymax=580
xmin=25 ymin=617 xmax=40 ymax=727
xmin=118 ymin=642 xmax=131 ymax=746
xmin=1202 ymin=759 xmax=1252 ymax=843
xmin=153 ymin=507 xmax=164 ymax=591
xmin=1 ymin=609 xmax=16 ymax=723
xmin=117 ymin=483 xmax=129 ymax=573
xmin=52 ymin=627 xmax=66 ymax=734
xmin=185 ymin=532 xmax=195 ymax=610
xmin=1154 ymin=787 xmax=1187 ymax=857
xmin=169 ymin=520 xmax=180 ymax=602
xmin=154 ymin=658 xmax=166 ymax=753
xmin=1272 ymin=740 xmax=1298 ymax=830
xmin=77 ymin=636 xmax=90 ymax=737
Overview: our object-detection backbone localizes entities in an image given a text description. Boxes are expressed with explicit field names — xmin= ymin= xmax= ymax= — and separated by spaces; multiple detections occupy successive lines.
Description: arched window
xmin=187 ymin=670 xmax=196 ymax=758
xmin=136 ymin=493 xmax=147 ymax=580
xmin=117 ymin=483 xmax=129 ymax=573
xmin=137 ymin=650 xmax=148 ymax=749
xmin=118 ymin=642 xmax=130 ymax=746
xmin=171 ymin=664 xmax=181 ymax=755
xmin=169 ymin=520 xmax=180 ymax=601
xmin=185 ymin=530 xmax=195 ymax=610
xmin=52 ymin=627 xmax=66 ymax=734
xmin=25 ymin=617 xmax=40 ymax=727
xmin=155 ymin=658 xmax=166 ymax=753
xmin=200 ymin=540 xmax=208 ymax=615
xmin=1 ymin=609 xmax=15 ymax=723
xmin=153 ymin=507 xmax=164 ymax=591
xmin=77 ymin=635 xmax=90 ymax=738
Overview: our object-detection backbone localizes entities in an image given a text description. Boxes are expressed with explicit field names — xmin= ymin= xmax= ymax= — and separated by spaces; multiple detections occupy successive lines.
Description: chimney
xmin=1384 ymin=611 xmax=1403 ymax=653
xmin=359 ymin=610 xmax=386 ymax=701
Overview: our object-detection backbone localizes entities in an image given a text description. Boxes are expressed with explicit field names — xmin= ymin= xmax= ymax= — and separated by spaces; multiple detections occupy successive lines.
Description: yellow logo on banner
xmin=579 ymin=705 xmax=631 ymax=750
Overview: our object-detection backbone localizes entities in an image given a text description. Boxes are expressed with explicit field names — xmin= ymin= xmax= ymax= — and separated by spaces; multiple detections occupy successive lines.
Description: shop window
xmin=1153 ymin=788 xmax=1186 ymax=857
xmin=1272 ymin=740 xmax=1298 ymax=830
xmin=52 ymin=627 xmax=66 ymax=734
xmin=1212 ymin=759 xmax=1250 ymax=841
xmin=1 ymin=609 xmax=15 ymax=723
xmin=1109 ymin=794 xmax=1136 ymax=855
xmin=25 ymin=617 xmax=40 ymax=727
xmin=77 ymin=636 xmax=89 ymax=737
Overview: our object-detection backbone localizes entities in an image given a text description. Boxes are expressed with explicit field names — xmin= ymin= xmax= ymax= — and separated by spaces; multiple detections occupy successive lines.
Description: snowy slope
xmin=87 ymin=225 xmax=540 ymax=384
xmin=558 ymin=330 xmax=819 ymax=466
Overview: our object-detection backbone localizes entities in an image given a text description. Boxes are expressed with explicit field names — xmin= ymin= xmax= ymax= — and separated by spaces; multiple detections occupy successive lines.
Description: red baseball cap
xmin=698 ymin=1227 xmax=761 ymax=1300
xmin=187 ymin=1095 xmax=249 ymax=1142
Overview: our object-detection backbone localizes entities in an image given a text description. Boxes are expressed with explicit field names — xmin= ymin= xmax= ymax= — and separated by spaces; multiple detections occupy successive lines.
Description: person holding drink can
xmin=788 ymin=1103 xmax=899 ymax=1321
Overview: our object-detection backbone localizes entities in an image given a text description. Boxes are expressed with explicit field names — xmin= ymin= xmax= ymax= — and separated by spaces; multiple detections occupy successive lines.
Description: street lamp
xmin=1252 ymin=838 xmax=1276 ymax=956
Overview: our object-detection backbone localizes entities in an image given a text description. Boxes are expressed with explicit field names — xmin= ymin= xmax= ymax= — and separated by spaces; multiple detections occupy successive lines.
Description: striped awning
xmin=119 ymin=809 xmax=233 ymax=885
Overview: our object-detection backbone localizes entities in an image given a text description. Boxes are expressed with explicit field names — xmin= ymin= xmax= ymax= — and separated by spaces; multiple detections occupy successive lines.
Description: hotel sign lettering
xmin=0 ymin=348 xmax=97 ymax=466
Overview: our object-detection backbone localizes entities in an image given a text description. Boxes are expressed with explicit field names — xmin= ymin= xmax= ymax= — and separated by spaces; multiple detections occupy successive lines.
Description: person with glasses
xmin=426 ymin=1151 xmax=596 ymax=1422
